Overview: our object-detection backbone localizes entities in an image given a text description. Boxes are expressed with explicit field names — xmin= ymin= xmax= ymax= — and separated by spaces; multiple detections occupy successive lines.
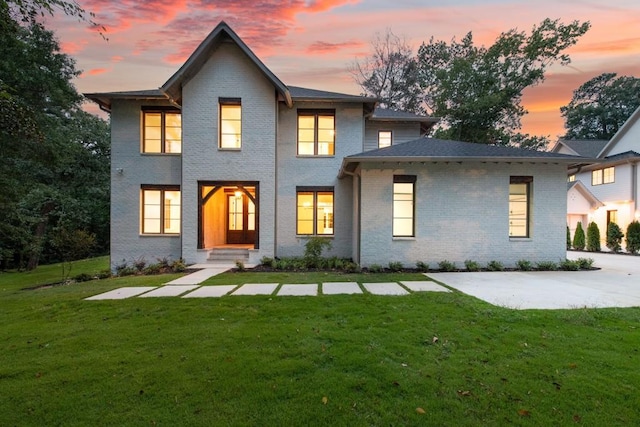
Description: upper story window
xmin=568 ymin=174 xmax=576 ymax=182
xmin=142 ymin=109 xmax=181 ymax=154
xmin=141 ymin=185 xmax=181 ymax=234
xmin=220 ymin=98 xmax=242 ymax=149
xmin=592 ymin=166 xmax=614 ymax=186
xmin=298 ymin=110 xmax=335 ymax=156
xmin=509 ymin=176 xmax=532 ymax=238
xmin=378 ymin=130 xmax=392 ymax=148
xmin=393 ymin=175 xmax=416 ymax=237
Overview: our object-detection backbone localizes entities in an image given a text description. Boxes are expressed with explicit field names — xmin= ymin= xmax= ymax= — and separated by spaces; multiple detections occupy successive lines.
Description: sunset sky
xmin=46 ymin=0 xmax=640 ymax=140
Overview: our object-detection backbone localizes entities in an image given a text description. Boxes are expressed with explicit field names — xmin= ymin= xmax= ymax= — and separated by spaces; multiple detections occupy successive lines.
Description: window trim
xmin=141 ymin=108 xmax=182 ymax=154
xmin=219 ymin=98 xmax=242 ymax=150
xmin=297 ymin=109 xmax=336 ymax=156
xmin=393 ymin=175 xmax=416 ymax=238
xmin=378 ymin=130 xmax=392 ymax=148
xmin=592 ymin=166 xmax=615 ymax=186
xmin=509 ymin=176 xmax=532 ymax=238
xmin=296 ymin=187 xmax=334 ymax=236
xmin=141 ymin=185 xmax=181 ymax=235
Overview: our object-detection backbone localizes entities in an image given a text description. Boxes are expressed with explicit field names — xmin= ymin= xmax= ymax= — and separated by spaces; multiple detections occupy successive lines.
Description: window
xmin=298 ymin=110 xmax=335 ymax=156
xmin=141 ymin=186 xmax=181 ymax=234
xmin=509 ymin=176 xmax=532 ymax=238
xmin=296 ymin=188 xmax=334 ymax=235
xmin=220 ymin=98 xmax=242 ymax=149
xmin=142 ymin=109 xmax=181 ymax=153
xmin=393 ymin=175 xmax=416 ymax=237
xmin=568 ymin=174 xmax=576 ymax=182
xmin=592 ymin=167 xmax=614 ymax=185
xmin=378 ymin=130 xmax=392 ymax=148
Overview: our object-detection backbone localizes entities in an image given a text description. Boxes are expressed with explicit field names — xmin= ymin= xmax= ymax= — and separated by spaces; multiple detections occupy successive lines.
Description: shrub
xmin=304 ymin=237 xmax=332 ymax=268
xmin=572 ymin=222 xmax=585 ymax=251
xmin=606 ymin=222 xmax=624 ymax=253
xmin=464 ymin=260 xmax=480 ymax=272
xmin=536 ymin=261 xmax=558 ymax=271
xmin=516 ymin=259 xmax=533 ymax=271
xmin=170 ymin=258 xmax=186 ymax=273
xmin=156 ymin=257 xmax=170 ymax=268
xmin=576 ymin=257 xmax=594 ymax=269
xmin=560 ymin=259 xmax=580 ymax=271
xmin=486 ymin=260 xmax=504 ymax=271
xmin=368 ymin=264 xmax=383 ymax=273
xmin=143 ymin=263 xmax=162 ymax=275
xmin=438 ymin=260 xmax=456 ymax=272
xmin=388 ymin=261 xmax=403 ymax=272
xmin=73 ymin=272 xmax=94 ymax=282
xmin=416 ymin=261 xmax=429 ymax=272
xmin=97 ymin=269 xmax=112 ymax=280
xmin=626 ymin=221 xmax=640 ymax=254
xmin=342 ymin=262 xmax=360 ymax=273
xmin=586 ymin=222 xmax=601 ymax=252
xmin=566 ymin=226 xmax=572 ymax=250
xmin=133 ymin=256 xmax=147 ymax=272
xmin=235 ymin=260 xmax=245 ymax=272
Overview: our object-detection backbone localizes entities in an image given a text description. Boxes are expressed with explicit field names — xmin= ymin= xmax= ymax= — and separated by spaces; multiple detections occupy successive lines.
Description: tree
xmin=572 ymin=221 xmax=585 ymax=251
xmin=586 ymin=221 xmax=600 ymax=252
xmin=413 ymin=19 xmax=589 ymax=147
xmin=626 ymin=221 xmax=640 ymax=254
xmin=567 ymin=225 xmax=572 ymax=250
xmin=351 ymin=29 xmax=423 ymax=113
xmin=606 ymin=222 xmax=624 ymax=253
xmin=2 ymin=0 xmax=104 ymax=36
xmin=561 ymin=73 xmax=640 ymax=140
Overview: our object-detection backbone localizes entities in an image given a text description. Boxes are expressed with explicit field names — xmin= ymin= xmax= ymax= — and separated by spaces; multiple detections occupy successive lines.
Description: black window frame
xmin=141 ymin=107 xmax=181 ymax=154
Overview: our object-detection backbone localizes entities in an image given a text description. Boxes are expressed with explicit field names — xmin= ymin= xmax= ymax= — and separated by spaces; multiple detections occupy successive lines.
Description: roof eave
xmin=83 ymin=92 xmax=168 ymax=113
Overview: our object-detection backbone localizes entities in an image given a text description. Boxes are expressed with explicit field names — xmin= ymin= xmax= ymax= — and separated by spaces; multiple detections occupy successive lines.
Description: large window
xmin=298 ymin=110 xmax=335 ymax=156
xmin=592 ymin=166 xmax=614 ymax=185
xmin=142 ymin=109 xmax=181 ymax=153
xmin=393 ymin=175 xmax=416 ymax=237
xmin=378 ymin=130 xmax=392 ymax=148
xmin=509 ymin=176 xmax=532 ymax=238
xmin=296 ymin=188 xmax=334 ymax=235
xmin=220 ymin=99 xmax=242 ymax=149
xmin=141 ymin=186 xmax=181 ymax=234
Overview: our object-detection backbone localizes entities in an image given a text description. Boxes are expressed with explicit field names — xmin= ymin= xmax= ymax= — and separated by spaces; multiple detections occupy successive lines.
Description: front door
xmin=226 ymin=192 xmax=256 ymax=244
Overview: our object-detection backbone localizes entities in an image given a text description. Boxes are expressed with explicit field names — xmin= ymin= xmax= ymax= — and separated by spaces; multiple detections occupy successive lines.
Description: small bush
xmin=560 ymin=259 xmax=580 ymax=271
xmin=536 ymin=261 xmax=558 ymax=271
xmin=416 ymin=261 xmax=429 ymax=272
xmin=438 ymin=260 xmax=456 ymax=272
xmin=304 ymin=237 xmax=332 ymax=268
xmin=143 ymin=263 xmax=162 ymax=275
xmin=626 ymin=221 xmax=640 ymax=254
xmin=586 ymin=222 xmax=601 ymax=252
xmin=235 ymin=260 xmax=245 ymax=272
xmin=576 ymin=257 xmax=594 ymax=269
xmin=97 ymin=269 xmax=112 ymax=279
xmin=343 ymin=262 xmax=361 ymax=273
xmin=486 ymin=260 xmax=504 ymax=271
xmin=73 ymin=272 xmax=94 ymax=282
xmin=156 ymin=257 xmax=170 ymax=268
xmin=117 ymin=266 xmax=136 ymax=276
xmin=368 ymin=264 xmax=383 ymax=273
xmin=566 ymin=226 xmax=572 ymax=250
xmin=260 ymin=256 xmax=274 ymax=267
xmin=464 ymin=260 xmax=480 ymax=272
xmin=572 ymin=222 xmax=585 ymax=251
xmin=606 ymin=222 xmax=624 ymax=253
xmin=170 ymin=258 xmax=186 ymax=273
xmin=516 ymin=259 xmax=533 ymax=271
xmin=388 ymin=261 xmax=403 ymax=272
xmin=133 ymin=257 xmax=147 ymax=272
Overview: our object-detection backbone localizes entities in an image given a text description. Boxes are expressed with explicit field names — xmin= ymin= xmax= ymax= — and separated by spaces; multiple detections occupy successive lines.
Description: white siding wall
xmin=109 ymin=99 xmax=182 ymax=269
xmin=363 ymin=122 xmax=421 ymax=151
xmin=358 ymin=162 xmax=568 ymax=267
xmin=275 ymin=101 xmax=364 ymax=258
xmin=181 ymin=42 xmax=277 ymax=264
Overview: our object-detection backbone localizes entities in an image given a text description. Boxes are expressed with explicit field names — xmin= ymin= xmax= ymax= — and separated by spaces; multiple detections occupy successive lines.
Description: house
xmin=87 ymin=22 xmax=584 ymax=270
xmin=552 ymin=108 xmax=640 ymax=242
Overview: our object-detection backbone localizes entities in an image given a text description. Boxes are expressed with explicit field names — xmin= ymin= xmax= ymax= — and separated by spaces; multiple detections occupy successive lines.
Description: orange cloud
xmin=60 ymin=40 xmax=87 ymax=54
xmin=306 ymin=39 xmax=365 ymax=54
xmin=88 ymin=68 xmax=109 ymax=75
xmin=111 ymin=55 xmax=124 ymax=63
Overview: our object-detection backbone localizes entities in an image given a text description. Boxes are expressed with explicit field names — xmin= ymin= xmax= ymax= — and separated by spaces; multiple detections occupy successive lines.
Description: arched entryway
xmin=198 ymin=181 xmax=259 ymax=249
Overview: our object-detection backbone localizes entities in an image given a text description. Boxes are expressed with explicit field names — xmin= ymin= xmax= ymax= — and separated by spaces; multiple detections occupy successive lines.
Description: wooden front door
xmin=226 ymin=192 xmax=256 ymax=244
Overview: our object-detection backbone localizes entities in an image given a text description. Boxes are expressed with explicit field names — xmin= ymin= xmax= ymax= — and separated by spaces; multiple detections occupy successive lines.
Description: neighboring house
xmin=553 ymin=109 xmax=640 ymax=241
xmin=87 ymin=22 xmax=583 ymax=270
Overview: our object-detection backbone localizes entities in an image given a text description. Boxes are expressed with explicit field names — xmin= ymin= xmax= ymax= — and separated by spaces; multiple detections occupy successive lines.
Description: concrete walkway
xmin=427 ymin=252 xmax=640 ymax=310
xmin=85 ymin=280 xmax=451 ymax=300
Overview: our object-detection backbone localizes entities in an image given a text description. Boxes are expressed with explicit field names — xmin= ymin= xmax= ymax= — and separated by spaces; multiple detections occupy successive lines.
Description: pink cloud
xmin=111 ymin=55 xmax=124 ymax=63
xmin=87 ymin=68 xmax=109 ymax=76
xmin=60 ymin=40 xmax=87 ymax=54
xmin=306 ymin=39 xmax=365 ymax=54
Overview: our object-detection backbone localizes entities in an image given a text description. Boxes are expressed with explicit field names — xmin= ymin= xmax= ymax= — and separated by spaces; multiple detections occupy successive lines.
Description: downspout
xmin=273 ymin=97 xmax=279 ymax=258
xmin=632 ymin=160 xmax=638 ymax=220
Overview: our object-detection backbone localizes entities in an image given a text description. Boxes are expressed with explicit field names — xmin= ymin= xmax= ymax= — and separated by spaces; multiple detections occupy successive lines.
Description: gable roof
xmin=598 ymin=105 xmax=640 ymax=158
xmin=369 ymin=107 xmax=439 ymax=134
xmin=568 ymin=180 xmax=603 ymax=209
xmin=289 ymin=86 xmax=377 ymax=114
xmin=339 ymin=137 xmax=590 ymax=177
xmin=161 ymin=21 xmax=292 ymax=107
xmin=552 ymin=139 xmax=608 ymax=157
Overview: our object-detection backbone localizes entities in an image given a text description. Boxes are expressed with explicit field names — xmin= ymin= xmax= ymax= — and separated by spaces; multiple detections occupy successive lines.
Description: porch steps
xmin=207 ymin=247 xmax=250 ymax=264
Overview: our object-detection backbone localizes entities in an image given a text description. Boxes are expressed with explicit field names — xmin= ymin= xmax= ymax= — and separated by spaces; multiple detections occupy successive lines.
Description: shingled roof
xmin=84 ymin=89 xmax=165 ymax=112
xmin=555 ymin=139 xmax=608 ymax=158
xmin=339 ymin=137 xmax=590 ymax=177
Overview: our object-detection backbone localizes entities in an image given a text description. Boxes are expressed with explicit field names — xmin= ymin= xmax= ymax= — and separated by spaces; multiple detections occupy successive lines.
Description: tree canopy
xmin=560 ymin=72 xmax=640 ymax=140
xmin=354 ymin=19 xmax=591 ymax=149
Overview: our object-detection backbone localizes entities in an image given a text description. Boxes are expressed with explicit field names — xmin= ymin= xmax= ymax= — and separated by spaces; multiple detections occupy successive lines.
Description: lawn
xmin=1 ymin=259 xmax=639 ymax=426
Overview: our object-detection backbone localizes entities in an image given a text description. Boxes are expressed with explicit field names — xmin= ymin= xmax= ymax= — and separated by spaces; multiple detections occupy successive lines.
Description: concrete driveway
xmin=427 ymin=252 xmax=640 ymax=309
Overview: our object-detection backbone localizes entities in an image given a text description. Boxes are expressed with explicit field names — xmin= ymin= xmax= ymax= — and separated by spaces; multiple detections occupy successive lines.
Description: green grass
xmin=1 ymin=260 xmax=639 ymax=425
xmin=0 ymin=256 xmax=110 ymax=288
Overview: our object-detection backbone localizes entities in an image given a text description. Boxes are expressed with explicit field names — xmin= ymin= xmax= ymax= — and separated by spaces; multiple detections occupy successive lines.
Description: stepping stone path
xmin=85 ymin=281 xmax=450 ymax=300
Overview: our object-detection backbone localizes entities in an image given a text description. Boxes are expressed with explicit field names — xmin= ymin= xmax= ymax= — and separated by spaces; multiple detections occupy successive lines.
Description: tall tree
xmin=416 ymin=18 xmax=590 ymax=146
xmin=351 ymin=29 xmax=423 ymax=113
xmin=560 ymin=73 xmax=640 ymax=140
